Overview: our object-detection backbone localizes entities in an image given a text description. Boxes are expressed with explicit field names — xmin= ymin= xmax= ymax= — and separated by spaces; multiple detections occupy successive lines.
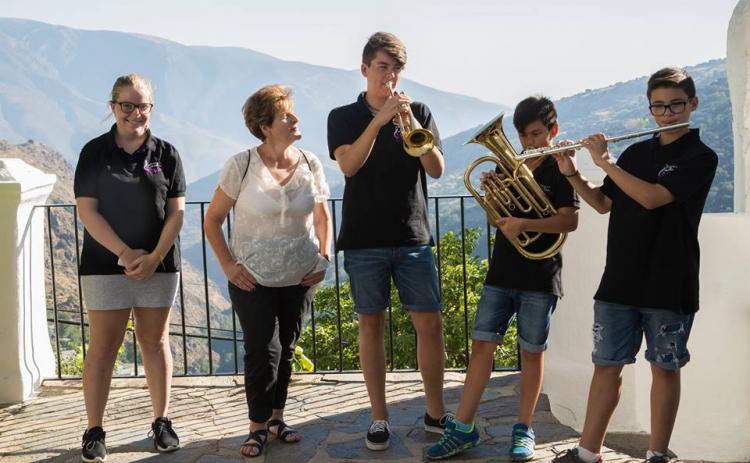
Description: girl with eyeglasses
xmin=73 ymin=73 xmax=185 ymax=462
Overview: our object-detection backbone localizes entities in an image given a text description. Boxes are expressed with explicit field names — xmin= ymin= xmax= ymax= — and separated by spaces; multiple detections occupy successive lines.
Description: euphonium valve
xmin=463 ymin=113 xmax=566 ymax=260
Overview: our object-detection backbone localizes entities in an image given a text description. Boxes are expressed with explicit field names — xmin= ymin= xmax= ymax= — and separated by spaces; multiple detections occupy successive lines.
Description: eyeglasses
xmin=112 ymin=101 xmax=154 ymax=114
xmin=648 ymin=100 xmax=689 ymax=116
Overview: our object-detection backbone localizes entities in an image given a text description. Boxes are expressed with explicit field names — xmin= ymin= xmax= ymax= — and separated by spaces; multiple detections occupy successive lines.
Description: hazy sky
xmin=1 ymin=0 xmax=739 ymax=105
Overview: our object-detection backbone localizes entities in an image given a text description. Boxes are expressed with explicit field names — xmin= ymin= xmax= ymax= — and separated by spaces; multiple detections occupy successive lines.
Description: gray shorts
xmin=81 ymin=273 xmax=179 ymax=310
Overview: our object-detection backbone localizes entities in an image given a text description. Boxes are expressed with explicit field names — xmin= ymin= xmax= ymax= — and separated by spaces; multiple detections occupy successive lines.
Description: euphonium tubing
xmin=463 ymin=113 xmax=566 ymax=260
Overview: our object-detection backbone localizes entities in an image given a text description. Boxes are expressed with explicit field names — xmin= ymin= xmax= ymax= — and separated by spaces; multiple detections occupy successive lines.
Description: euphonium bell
xmin=463 ymin=113 xmax=566 ymax=260
xmin=387 ymin=82 xmax=435 ymax=157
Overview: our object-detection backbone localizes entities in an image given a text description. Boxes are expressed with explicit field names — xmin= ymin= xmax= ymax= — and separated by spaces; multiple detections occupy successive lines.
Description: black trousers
xmin=228 ymin=281 xmax=314 ymax=423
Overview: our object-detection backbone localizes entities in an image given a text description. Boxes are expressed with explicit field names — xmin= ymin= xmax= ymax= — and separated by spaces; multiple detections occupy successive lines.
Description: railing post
xmin=0 ymin=159 xmax=56 ymax=403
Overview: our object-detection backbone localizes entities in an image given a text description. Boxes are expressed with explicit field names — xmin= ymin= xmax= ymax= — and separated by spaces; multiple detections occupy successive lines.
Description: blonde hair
xmin=110 ymin=74 xmax=154 ymax=102
xmin=242 ymin=85 xmax=293 ymax=141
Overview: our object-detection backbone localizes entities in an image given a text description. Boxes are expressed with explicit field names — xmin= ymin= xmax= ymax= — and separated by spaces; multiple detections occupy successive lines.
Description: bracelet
xmin=156 ymin=251 xmax=166 ymax=270
xmin=563 ymin=170 xmax=579 ymax=178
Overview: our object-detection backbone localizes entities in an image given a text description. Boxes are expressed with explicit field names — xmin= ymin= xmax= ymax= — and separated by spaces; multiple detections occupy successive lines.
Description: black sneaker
xmin=645 ymin=454 xmax=673 ymax=463
xmin=81 ymin=426 xmax=107 ymax=463
xmin=551 ymin=447 xmax=602 ymax=463
xmin=365 ymin=420 xmax=390 ymax=451
xmin=149 ymin=417 xmax=180 ymax=452
xmin=424 ymin=411 xmax=455 ymax=434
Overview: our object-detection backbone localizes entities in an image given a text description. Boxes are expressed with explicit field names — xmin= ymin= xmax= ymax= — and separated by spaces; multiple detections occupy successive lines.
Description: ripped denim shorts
xmin=591 ymin=300 xmax=695 ymax=370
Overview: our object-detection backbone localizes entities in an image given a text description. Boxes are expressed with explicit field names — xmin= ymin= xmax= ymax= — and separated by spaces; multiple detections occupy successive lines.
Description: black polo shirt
xmin=484 ymin=156 xmax=579 ymax=297
xmin=327 ymin=92 xmax=443 ymax=250
xmin=73 ymin=125 xmax=186 ymax=275
xmin=595 ymin=129 xmax=717 ymax=314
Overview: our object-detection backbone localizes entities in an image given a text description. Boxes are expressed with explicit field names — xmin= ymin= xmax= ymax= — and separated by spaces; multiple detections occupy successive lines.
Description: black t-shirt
xmin=484 ymin=156 xmax=579 ymax=297
xmin=73 ymin=125 xmax=186 ymax=275
xmin=595 ymin=129 xmax=717 ymax=314
xmin=327 ymin=92 xmax=443 ymax=250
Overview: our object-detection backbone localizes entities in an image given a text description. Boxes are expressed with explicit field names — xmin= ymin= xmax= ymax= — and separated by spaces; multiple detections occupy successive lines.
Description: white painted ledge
xmin=0 ymin=158 xmax=57 ymax=404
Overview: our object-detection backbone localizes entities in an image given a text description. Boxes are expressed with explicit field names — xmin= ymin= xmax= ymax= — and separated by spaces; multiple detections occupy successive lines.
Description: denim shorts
xmin=343 ymin=246 xmax=442 ymax=314
xmin=472 ymin=285 xmax=557 ymax=353
xmin=592 ymin=300 xmax=695 ymax=370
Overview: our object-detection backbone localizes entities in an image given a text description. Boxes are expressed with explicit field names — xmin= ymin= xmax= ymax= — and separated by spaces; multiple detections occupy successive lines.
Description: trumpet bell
xmin=404 ymin=128 xmax=435 ymax=157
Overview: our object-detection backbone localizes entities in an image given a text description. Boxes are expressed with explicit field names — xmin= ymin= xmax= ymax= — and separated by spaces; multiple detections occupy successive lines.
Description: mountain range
xmin=0 ymin=17 xmax=507 ymax=186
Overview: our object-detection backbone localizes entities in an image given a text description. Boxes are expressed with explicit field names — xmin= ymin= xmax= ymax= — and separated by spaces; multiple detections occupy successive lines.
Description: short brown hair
xmin=362 ymin=32 xmax=406 ymax=67
xmin=242 ymin=85 xmax=293 ymax=141
xmin=647 ymin=67 xmax=696 ymax=100
xmin=110 ymin=74 xmax=153 ymax=102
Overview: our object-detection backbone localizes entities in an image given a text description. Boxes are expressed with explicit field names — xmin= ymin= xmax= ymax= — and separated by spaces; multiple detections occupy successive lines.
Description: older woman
xmin=204 ymin=85 xmax=332 ymax=458
xmin=74 ymin=74 xmax=185 ymax=462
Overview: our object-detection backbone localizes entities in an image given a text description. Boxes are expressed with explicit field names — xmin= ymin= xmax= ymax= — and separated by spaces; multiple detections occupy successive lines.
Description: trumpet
xmin=515 ymin=122 xmax=690 ymax=161
xmin=387 ymin=82 xmax=435 ymax=157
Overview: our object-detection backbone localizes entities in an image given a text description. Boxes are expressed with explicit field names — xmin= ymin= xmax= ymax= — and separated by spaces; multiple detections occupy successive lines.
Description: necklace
xmin=364 ymin=94 xmax=379 ymax=116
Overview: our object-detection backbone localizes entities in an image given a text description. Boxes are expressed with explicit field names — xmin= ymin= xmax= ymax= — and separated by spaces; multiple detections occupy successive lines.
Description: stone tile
xmin=1 ymin=373 xmax=642 ymax=463
xmin=405 ymin=427 xmax=443 ymax=445
xmin=326 ymin=431 xmax=414 ymax=460
xmin=264 ymin=423 xmax=329 ymax=462
xmin=195 ymin=455 xmax=244 ymax=463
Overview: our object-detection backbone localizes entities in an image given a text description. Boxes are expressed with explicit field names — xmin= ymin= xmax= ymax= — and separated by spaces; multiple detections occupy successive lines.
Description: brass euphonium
xmin=464 ymin=113 xmax=566 ymax=260
xmin=387 ymin=82 xmax=435 ymax=157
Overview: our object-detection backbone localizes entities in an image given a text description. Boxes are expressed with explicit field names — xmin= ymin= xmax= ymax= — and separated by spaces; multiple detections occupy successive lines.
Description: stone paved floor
xmin=0 ymin=372 xmax=641 ymax=462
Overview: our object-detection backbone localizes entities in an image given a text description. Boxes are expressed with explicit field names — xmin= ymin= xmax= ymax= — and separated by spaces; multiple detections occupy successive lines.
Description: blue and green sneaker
xmin=425 ymin=419 xmax=480 ymax=460
xmin=509 ymin=423 xmax=535 ymax=461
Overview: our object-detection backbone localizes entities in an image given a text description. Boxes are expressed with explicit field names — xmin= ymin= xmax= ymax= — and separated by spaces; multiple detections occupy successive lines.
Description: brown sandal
xmin=267 ymin=419 xmax=300 ymax=443
xmin=240 ymin=430 xmax=267 ymax=457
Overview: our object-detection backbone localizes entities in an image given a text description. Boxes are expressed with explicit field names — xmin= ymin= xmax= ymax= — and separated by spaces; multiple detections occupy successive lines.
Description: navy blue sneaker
xmin=425 ymin=419 xmax=480 ymax=460
xmin=509 ymin=423 xmax=535 ymax=461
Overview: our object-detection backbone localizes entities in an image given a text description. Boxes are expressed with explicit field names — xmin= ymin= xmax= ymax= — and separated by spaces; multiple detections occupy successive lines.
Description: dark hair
xmin=647 ymin=67 xmax=696 ymax=100
xmin=241 ymin=85 xmax=293 ymax=141
xmin=513 ymin=96 xmax=557 ymax=132
xmin=362 ymin=32 xmax=407 ymax=67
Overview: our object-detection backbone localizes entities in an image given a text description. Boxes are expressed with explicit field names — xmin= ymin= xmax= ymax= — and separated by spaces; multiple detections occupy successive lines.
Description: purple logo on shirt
xmin=144 ymin=161 xmax=163 ymax=175
xmin=393 ymin=126 xmax=403 ymax=142
xmin=658 ymin=164 xmax=677 ymax=179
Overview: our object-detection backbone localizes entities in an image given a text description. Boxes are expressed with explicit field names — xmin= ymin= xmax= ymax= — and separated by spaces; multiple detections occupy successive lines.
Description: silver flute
xmin=515 ymin=122 xmax=690 ymax=161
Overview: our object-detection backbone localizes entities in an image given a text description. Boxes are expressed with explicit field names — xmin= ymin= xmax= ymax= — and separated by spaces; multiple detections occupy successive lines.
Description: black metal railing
xmin=38 ymin=195 xmax=520 ymax=379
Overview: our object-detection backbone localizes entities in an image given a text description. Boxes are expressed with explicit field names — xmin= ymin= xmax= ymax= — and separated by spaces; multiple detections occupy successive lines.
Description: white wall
xmin=729 ymin=0 xmax=749 ymax=212
xmin=545 ymin=203 xmax=750 ymax=461
xmin=0 ymin=159 xmax=57 ymax=404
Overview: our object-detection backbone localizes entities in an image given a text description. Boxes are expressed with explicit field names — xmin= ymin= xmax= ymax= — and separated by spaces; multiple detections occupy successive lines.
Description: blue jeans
xmin=472 ymin=285 xmax=557 ymax=353
xmin=343 ymin=246 xmax=442 ymax=314
xmin=592 ymin=300 xmax=695 ymax=370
